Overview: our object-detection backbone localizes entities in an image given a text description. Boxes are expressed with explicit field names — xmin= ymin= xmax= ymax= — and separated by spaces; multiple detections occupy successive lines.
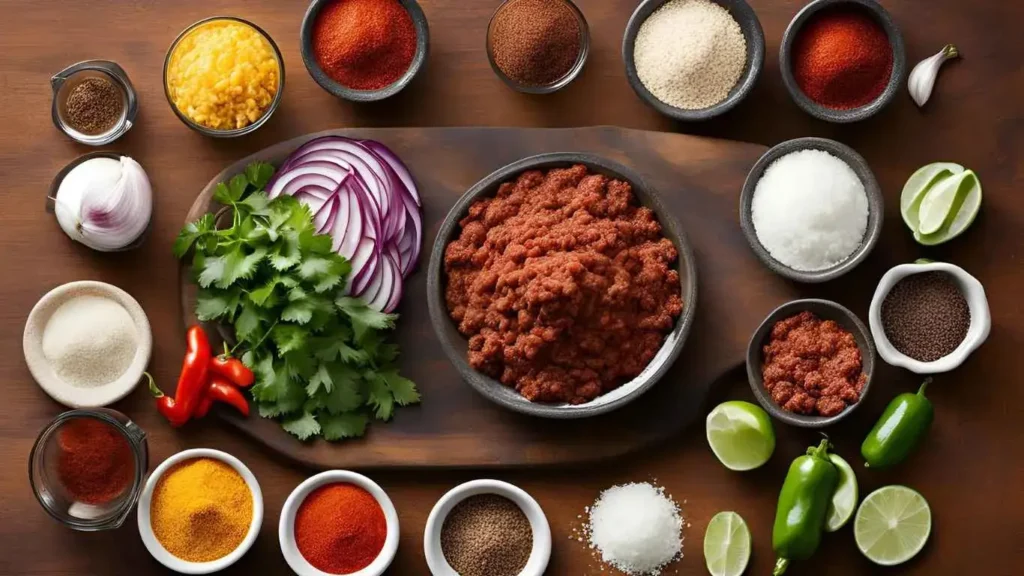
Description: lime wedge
xmin=918 ymin=169 xmax=976 ymax=234
xmin=916 ymin=170 xmax=982 ymax=245
xmin=901 ymin=162 xmax=963 ymax=232
xmin=854 ymin=486 xmax=932 ymax=566
xmin=824 ymin=453 xmax=858 ymax=532
xmin=704 ymin=511 xmax=751 ymax=576
xmin=706 ymin=401 xmax=775 ymax=471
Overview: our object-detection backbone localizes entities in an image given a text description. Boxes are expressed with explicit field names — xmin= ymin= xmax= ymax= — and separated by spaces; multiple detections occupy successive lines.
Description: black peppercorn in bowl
xmin=51 ymin=60 xmax=138 ymax=146
xmin=300 ymin=0 xmax=430 ymax=102
xmin=780 ymin=0 xmax=906 ymax=123
xmin=486 ymin=0 xmax=590 ymax=94
xmin=869 ymin=261 xmax=990 ymax=374
xmin=622 ymin=0 xmax=764 ymax=121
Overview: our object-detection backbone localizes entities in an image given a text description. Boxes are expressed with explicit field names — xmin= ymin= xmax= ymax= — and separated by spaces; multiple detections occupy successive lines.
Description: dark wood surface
xmin=182 ymin=126 xmax=786 ymax=469
xmin=1 ymin=0 xmax=1021 ymax=575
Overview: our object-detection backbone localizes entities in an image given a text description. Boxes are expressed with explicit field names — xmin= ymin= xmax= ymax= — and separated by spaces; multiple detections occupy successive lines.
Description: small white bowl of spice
xmin=424 ymin=479 xmax=551 ymax=576
xmin=869 ymin=261 xmax=990 ymax=374
xmin=23 ymin=281 xmax=152 ymax=408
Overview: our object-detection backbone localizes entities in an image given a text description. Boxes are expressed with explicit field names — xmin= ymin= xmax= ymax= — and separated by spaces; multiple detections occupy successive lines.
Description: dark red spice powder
xmin=295 ymin=483 xmax=387 ymax=574
xmin=312 ymin=0 xmax=416 ymax=91
xmin=56 ymin=417 xmax=134 ymax=505
xmin=792 ymin=8 xmax=893 ymax=109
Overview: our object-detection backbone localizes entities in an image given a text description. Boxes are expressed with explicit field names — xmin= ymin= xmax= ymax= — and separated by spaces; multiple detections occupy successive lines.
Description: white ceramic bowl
xmin=137 ymin=449 xmax=263 ymax=574
xmin=23 ymin=280 xmax=152 ymax=407
xmin=424 ymin=479 xmax=551 ymax=576
xmin=869 ymin=261 xmax=990 ymax=374
xmin=279 ymin=470 xmax=400 ymax=576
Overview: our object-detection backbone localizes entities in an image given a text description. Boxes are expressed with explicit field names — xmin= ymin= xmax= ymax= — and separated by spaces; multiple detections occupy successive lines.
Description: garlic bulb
xmin=908 ymin=44 xmax=960 ymax=108
xmin=54 ymin=156 xmax=153 ymax=251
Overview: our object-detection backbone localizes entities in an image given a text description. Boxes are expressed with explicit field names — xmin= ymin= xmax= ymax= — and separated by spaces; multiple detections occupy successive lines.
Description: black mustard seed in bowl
xmin=881 ymin=271 xmax=970 ymax=362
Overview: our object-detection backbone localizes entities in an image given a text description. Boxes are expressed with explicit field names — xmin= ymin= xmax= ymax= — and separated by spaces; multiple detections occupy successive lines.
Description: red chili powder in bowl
xmin=56 ymin=417 xmax=134 ymax=505
xmin=312 ymin=0 xmax=417 ymax=90
xmin=295 ymin=483 xmax=387 ymax=574
xmin=792 ymin=8 xmax=893 ymax=109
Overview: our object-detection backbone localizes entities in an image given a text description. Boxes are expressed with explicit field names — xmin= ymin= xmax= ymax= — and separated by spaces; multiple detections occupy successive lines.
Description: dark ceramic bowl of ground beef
xmin=426 ymin=153 xmax=697 ymax=419
xmin=746 ymin=299 xmax=875 ymax=428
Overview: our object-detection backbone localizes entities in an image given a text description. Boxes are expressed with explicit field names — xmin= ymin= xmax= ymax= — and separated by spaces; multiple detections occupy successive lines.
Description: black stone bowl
xmin=300 ymin=0 xmax=429 ymax=102
xmin=622 ymin=0 xmax=764 ymax=121
xmin=739 ymin=137 xmax=883 ymax=283
xmin=747 ymin=299 xmax=876 ymax=428
xmin=426 ymin=153 xmax=698 ymax=419
xmin=780 ymin=0 xmax=906 ymax=123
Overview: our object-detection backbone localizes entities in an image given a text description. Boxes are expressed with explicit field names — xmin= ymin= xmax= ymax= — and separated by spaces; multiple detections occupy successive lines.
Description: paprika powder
xmin=57 ymin=417 xmax=134 ymax=504
xmin=312 ymin=0 xmax=417 ymax=91
xmin=295 ymin=483 xmax=387 ymax=574
xmin=792 ymin=8 xmax=893 ymax=110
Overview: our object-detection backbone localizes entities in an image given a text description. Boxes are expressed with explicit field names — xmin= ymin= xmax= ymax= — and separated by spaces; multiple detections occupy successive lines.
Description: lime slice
xmin=824 ymin=453 xmax=858 ymax=532
xmin=854 ymin=486 xmax=932 ymax=566
xmin=918 ymin=169 xmax=976 ymax=234
xmin=916 ymin=170 xmax=982 ymax=245
xmin=901 ymin=162 xmax=963 ymax=232
xmin=704 ymin=511 xmax=751 ymax=576
xmin=706 ymin=401 xmax=775 ymax=471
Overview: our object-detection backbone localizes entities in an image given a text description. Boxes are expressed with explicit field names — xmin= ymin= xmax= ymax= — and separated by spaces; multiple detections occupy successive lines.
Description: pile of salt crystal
xmin=584 ymin=482 xmax=684 ymax=575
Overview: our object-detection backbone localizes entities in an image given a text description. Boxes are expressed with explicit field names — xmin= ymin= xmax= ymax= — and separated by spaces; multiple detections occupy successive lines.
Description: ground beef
xmin=761 ymin=311 xmax=867 ymax=417
xmin=443 ymin=165 xmax=683 ymax=404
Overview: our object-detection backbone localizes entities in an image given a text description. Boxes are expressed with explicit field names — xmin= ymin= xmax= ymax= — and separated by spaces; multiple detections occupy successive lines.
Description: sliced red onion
xmin=270 ymin=137 xmax=421 ymax=311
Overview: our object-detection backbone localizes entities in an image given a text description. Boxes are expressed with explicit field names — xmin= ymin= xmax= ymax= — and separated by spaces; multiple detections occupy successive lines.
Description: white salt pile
xmin=751 ymin=149 xmax=868 ymax=271
xmin=584 ymin=481 xmax=684 ymax=575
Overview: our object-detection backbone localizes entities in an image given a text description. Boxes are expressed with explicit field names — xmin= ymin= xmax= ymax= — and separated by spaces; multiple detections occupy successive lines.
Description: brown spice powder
xmin=441 ymin=494 xmax=532 ymax=576
xmin=489 ymin=0 xmax=581 ymax=86
xmin=64 ymin=77 xmax=123 ymax=134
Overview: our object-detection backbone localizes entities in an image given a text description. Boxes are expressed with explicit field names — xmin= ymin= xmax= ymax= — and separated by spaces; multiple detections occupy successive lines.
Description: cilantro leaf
xmin=271 ymin=324 xmax=307 ymax=355
xmin=282 ymin=412 xmax=320 ymax=441
xmin=321 ymin=412 xmax=369 ymax=441
xmin=336 ymin=296 xmax=396 ymax=340
xmin=213 ymin=182 xmax=235 ymax=205
xmin=380 ymin=368 xmax=421 ymax=406
xmin=245 ymin=162 xmax=275 ymax=190
xmin=257 ymin=403 xmax=284 ymax=418
xmin=323 ymin=367 xmax=363 ymax=414
xmin=240 ymin=190 xmax=271 ymax=216
xmin=234 ymin=300 xmax=264 ymax=342
xmin=269 ymin=231 xmax=301 ymax=270
xmin=307 ymin=363 xmax=333 ymax=396
xmin=250 ymin=357 xmax=290 ymax=402
xmin=300 ymin=229 xmax=334 ymax=255
xmin=228 ymin=173 xmax=249 ymax=203
xmin=173 ymin=214 xmax=215 ymax=258
xmin=284 ymin=351 xmax=317 ymax=382
xmin=366 ymin=373 xmax=395 ymax=421
xmin=195 ymin=287 xmax=239 ymax=321
xmin=249 ymin=278 xmax=279 ymax=308
xmin=282 ymin=300 xmax=315 ymax=324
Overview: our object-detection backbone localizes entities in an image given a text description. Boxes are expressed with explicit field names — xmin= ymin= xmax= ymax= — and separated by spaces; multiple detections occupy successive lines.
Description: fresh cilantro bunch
xmin=174 ymin=162 xmax=420 ymax=441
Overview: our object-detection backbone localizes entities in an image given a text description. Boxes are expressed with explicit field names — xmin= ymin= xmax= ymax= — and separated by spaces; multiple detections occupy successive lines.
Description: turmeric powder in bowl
xmin=150 ymin=457 xmax=253 ymax=562
xmin=165 ymin=18 xmax=281 ymax=131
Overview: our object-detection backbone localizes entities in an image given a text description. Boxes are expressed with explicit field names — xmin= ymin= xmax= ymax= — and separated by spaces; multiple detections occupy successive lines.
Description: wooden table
xmin=1 ymin=1 xmax=1020 ymax=574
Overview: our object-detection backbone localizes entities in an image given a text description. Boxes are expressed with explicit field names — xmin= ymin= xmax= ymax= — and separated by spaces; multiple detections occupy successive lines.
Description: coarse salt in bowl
xmin=424 ymin=479 xmax=551 ymax=576
xmin=279 ymin=470 xmax=400 ymax=576
xmin=137 ymin=449 xmax=263 ymax=574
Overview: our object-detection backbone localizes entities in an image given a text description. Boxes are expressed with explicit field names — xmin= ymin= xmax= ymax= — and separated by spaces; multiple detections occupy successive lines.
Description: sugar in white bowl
xmin=751 ymin=149 xmax=868 ymax=272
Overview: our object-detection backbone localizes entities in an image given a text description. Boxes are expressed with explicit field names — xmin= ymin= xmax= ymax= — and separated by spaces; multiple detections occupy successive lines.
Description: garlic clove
xmin=908 ymin=44 xmax=960 ymax=108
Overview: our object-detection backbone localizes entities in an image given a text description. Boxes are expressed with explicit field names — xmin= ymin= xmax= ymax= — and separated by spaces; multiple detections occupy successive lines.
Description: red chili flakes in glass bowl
xmin=761 ymin=311 xmax=867 ymax=417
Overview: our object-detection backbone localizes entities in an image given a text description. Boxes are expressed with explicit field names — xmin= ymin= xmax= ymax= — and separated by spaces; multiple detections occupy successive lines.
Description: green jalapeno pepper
xmin=772 ymin=438 xmax=839 ymax=575
xmin=862 ymin=378 xmax=934 ymax=469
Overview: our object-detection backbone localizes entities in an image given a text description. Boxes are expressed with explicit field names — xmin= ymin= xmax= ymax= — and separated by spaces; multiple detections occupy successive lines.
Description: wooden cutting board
xmin=180 ymin=126 xmax=797 ymax=469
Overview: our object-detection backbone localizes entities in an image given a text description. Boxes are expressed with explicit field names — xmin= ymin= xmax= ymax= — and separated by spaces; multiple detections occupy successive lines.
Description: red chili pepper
xmin=195 ymin=394 xmax=214 ymax=418
xmin=207 ymin=377 xmax=250 ymax=417
xmin=209 ymin=355 xmax=255 ymax=387
xmin=150 ymin=325 xmax=212 ymax=427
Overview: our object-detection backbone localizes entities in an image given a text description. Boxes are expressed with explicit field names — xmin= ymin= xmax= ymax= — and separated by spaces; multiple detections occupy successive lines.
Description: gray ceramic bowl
xmin=622 ymin=0 xmax=764 ymax=121
xmin=780 ymin=0 xmax=905 ymax=123
xmin=164 ymin=17 xmax=285 ymax=137
xmin=739 ymin=137 xmax=883 ymax=283
xmin=486 ymin=0 xmax=590 ymax=94
xmin=426 ymin=153 xmax=698 ymax=419
xmin=300 ymin=0 xmax=429 ymax=102
xmin=746 ymin=299 xmax=875 ymax=428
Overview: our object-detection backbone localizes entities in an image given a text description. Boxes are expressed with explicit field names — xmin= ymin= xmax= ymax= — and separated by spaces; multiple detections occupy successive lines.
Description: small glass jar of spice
xmin=51 ymin=60 xmax=138 ymax=145
xmin=486 ymin=0 xmax=590 ymax=93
